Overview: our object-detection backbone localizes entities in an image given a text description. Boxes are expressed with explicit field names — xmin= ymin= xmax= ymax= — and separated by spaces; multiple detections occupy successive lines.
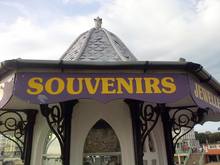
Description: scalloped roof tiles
xmin=60 ymin=24 xmax=137 ymax=61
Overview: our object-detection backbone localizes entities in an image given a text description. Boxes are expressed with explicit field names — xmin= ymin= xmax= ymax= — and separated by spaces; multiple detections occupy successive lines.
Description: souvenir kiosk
xmin=0 ymin=17 xmax=220 ymax=165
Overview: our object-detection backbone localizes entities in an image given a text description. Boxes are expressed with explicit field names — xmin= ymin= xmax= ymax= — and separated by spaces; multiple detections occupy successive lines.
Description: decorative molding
xmin=0 ymin=109 xmax=37 ymax=165
xmin=167 ymin=106 xmax=207 ymax=149
xmin=161 ymin=105 xmax=207 ymax=165
xmin=126 ymin=101 xmax=207 ymax=165
xmin=40 ymin=100 xmax=78 ymax=165
xmin=140 ymin=104 xmax=160 ymax=147
xmin=125 ymin=99 xmax=160 ymax=165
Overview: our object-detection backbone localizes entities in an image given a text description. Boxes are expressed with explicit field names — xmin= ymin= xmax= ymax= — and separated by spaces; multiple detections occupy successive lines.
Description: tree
xmin=195 ymin=132 xmax=220 ymax=144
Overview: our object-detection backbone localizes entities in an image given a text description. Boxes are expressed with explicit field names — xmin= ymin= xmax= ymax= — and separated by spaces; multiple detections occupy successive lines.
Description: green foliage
xmin=195 ymin=131 xmax=220 ymax=144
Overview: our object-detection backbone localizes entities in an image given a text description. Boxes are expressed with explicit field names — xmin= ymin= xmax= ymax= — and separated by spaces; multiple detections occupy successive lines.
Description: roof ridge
xmin=74 ymin=28 xmax=95 ymax=61
xmin=60 ymin=30 xmax=88 ymax=60
xmin=102 ymin=28 xmax=127 ymax=61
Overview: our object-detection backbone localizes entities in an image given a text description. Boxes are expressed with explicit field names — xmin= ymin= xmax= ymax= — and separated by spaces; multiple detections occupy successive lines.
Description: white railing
xmin=42 ymin=154 xmax=62 ymax=165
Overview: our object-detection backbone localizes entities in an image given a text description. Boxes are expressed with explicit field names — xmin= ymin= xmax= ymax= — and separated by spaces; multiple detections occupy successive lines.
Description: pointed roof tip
xmin=60 ymin=17 xmax=137 ymax=62
xmin=94 ymin=16 xmax=102 ymax=29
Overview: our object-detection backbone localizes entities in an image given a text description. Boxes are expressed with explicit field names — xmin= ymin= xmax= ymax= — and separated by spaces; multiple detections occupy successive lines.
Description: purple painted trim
xmin=189 ymin=78 xmax=220 ymax=112
xmin=14 ymin=72 xmax=189 ymax=104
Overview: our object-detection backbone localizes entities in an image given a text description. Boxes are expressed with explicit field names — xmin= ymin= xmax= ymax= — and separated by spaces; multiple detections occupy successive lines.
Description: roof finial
xmin=94 ymin=16 xmax=102 ymax=29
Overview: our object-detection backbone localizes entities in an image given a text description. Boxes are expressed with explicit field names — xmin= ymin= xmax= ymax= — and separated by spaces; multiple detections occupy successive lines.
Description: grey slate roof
xmin=60 ymin=18 xmax=137 ymax=61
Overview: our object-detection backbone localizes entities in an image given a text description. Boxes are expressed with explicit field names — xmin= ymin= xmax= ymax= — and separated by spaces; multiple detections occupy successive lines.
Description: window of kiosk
xmin=83 ymin=119 xmax=121 ymax=165
xmin=42 ymin=130 xmax=61 ymax=165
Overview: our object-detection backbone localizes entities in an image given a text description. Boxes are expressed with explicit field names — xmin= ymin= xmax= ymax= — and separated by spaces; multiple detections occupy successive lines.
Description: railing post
xmin=23 ymin=110 xmax=38 ymax=165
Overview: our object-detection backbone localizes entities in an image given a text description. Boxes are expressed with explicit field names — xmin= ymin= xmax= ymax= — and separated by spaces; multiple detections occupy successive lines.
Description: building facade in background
xmin=204 ymin=143 xmax=220 ymax=163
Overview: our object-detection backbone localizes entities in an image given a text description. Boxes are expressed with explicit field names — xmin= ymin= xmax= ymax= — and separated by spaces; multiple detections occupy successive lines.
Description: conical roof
xmin=60 ymin=17 xmax=137 ymax=61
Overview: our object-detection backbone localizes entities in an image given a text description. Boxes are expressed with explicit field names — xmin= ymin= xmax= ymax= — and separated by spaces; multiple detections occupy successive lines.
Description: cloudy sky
xmin=0 ymin=0 xmax=220 ymax=132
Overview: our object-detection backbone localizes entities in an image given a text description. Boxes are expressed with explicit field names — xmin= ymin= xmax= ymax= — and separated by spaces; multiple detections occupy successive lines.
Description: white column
xmin=70 ymin=100 xmax=135 ymax=165
xmin=31 ymin=113 xmax=49 ymax=165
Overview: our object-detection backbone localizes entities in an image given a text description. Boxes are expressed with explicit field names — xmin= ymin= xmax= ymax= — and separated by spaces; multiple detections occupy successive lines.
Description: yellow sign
xmin=27 ymin=76 xmax=176 ymax=95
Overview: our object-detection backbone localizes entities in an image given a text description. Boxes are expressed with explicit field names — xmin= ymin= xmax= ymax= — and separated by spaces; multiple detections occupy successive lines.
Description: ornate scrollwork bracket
xmin=0 ymin=109 xmax=37 ymax=165
xmin=40 ymin=100 xmax=78 ymax=165
xmin=125 ymin=99 xmax=160 ymax=165
xmin=167 ymin=106 xmax=207 ymax=150
xmin=159 ymin=104 xmax=208 ymax=165
xmin=139 ymin=104 xmax=160 ymax=147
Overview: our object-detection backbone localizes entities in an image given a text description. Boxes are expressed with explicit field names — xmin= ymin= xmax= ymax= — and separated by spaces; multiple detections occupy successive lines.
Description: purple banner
xmin=14 ymin=72 xmax=190 ymax=104
xmin=189 ymin=78 xmax=220 ymax=112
